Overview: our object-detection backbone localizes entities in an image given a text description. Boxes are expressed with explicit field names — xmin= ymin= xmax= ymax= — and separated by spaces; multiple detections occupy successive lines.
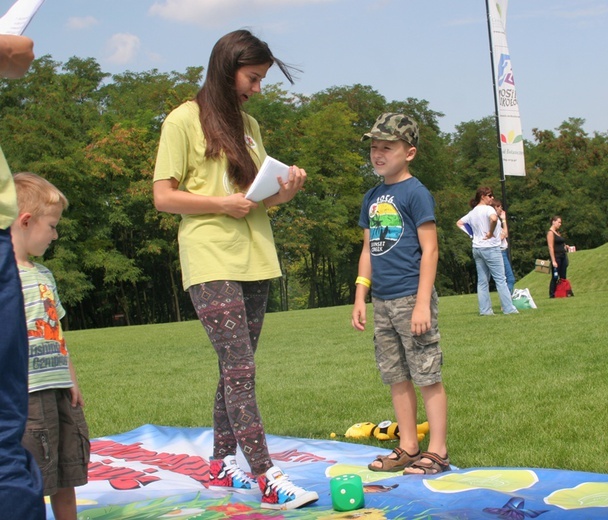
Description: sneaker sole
xmin=208 ymin=485 xmax=260 ymax=495
xmin=261 ymin=491 xmax=319 ymax=510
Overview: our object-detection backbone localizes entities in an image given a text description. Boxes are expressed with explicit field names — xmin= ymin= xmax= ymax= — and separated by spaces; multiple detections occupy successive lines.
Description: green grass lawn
xmin=67 ymin=244 xmax=608 ymax=474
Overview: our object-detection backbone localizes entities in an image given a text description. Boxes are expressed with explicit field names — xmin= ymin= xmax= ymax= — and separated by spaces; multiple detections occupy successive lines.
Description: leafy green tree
xmin=246 ymin=84 xmax=305 ymax=310
xmin=0 ymin=56 xmax=109 ymax=327
xmin=3 ymin=54 xmax=606 ymax=328
xmin=290 ymin=101 xmax=364 ymax=307
xmin=509 ymin=118 xmax=608 ymax=272
xmin=0 ymin=57 xmax=203 ymax=328
xmin=449 ymin=116 xmax=503 ymax=191
xmin=99 ymin=67 xmax=203 ymax=132
xmin=440 ymin=118 xmax=500 ymax=292
xmin=93 ymin=68 xmax=201 ymax=325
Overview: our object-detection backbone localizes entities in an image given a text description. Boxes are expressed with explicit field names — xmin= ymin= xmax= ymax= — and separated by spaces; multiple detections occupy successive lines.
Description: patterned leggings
xmin=189 ymin=280 xmax=272 ymax=476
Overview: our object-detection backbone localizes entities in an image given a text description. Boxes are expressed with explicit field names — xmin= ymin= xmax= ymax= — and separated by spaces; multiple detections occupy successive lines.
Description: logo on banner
xmin=497 ymin=54 xmax=519 ymax=112
xmin=497 ymin=54 xmax=515 ymax=87
xmin=501 ymin=129 xmax=523 ymax=145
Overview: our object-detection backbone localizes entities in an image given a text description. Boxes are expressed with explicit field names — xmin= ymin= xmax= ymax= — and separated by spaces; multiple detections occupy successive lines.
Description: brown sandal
xmin=368 ymin=447 xmax=421 ymax=472
xmin=403 ymin=451 xmax=450 ymax=475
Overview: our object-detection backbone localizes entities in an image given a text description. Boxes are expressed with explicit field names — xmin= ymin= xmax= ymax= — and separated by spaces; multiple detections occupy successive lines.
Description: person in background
xmin=457 ymin=187 xmax=518 ymax=316
xmin=352 ymin=113 xmax=450 ymax=476
xmin=0 ymin=34 xmax=46 ymax=520
xmin=491 ymin=199 xmax=515 ymax=294
xmin=12 ymin=172 xmax=90 ymax=520
xmin=153 ymin=30 xmax=318 ymax=510
xmin=547 ymin=215 xmax=569 ymax=298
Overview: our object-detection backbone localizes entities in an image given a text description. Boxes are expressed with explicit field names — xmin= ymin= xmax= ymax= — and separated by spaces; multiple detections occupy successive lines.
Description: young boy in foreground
xmin=351 ymin=113 xmax=450 ymax=475
xmin=11 ymin=172 xmax=90 ymax=520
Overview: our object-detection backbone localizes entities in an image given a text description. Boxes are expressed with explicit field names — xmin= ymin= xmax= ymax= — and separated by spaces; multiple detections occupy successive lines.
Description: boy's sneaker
xmin=258 ymin=466 xmax=319 ymax=510
xmin=208 ymin=455 xmax=257 ymax=494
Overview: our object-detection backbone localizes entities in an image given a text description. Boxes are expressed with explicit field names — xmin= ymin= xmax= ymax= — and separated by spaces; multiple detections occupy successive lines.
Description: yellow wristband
xmin=356 ymin=276 xmax=371 ymax=288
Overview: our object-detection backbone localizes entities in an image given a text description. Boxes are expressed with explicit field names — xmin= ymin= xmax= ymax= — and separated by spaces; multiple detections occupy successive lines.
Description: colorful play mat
xmin=50 ymin=424 xmax=608 ymax=519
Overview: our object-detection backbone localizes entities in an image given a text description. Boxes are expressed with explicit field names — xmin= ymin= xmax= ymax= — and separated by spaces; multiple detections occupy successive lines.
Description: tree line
xmin=1 ymin=56 xmax=607 ymax=329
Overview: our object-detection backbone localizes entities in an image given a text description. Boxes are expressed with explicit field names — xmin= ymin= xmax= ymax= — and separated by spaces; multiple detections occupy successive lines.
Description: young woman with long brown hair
xmin=153 ymin=30 xmax=317 ymax=510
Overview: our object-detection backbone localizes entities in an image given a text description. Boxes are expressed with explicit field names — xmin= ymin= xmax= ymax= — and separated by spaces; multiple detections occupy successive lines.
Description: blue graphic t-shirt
xmin=359 ymin=176 xmax=436 ymax=300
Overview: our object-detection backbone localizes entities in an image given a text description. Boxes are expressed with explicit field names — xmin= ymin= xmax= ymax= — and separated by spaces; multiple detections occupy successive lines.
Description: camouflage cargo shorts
xmin=372 ymin=289 xmax=443 ymax=387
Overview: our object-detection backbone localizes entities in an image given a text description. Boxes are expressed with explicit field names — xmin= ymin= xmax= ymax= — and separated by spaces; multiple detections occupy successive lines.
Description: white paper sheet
xmin=245 ymin=156 xmax=290 ymax=202
xmin=0 ymin=0 xmax=44 ymax=35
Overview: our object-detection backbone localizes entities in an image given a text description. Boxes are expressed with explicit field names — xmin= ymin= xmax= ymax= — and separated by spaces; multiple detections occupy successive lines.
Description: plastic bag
xmin=512 ymin=288 xmax=537 ymax=310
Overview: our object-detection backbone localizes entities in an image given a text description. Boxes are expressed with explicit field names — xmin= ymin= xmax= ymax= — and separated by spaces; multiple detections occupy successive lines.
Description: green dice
xmin=330 ymin=474 xmax=365 ymax=511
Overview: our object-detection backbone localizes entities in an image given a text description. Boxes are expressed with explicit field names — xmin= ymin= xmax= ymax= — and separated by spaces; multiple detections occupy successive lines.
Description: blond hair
xmin=13 ymin=172 xmax=68 ymax=217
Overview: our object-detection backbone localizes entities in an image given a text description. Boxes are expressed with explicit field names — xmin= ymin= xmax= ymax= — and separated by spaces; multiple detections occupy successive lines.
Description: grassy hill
xmin=515 ymin=242 xmax=608 ymax=297
xmin=67 ymin=243 xmax=608 ymax=473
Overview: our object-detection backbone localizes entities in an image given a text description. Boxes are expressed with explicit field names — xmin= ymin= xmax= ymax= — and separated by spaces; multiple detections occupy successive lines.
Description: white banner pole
xmin=486 ymin=0 xmax=526 ymax=177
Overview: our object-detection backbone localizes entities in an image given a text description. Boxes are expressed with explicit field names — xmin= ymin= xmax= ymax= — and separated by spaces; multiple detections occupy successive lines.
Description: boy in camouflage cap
xmin=361 ymin=112 xmax=419 ymax=148
xmin=352 ymin=113 xmax=450 ymax=475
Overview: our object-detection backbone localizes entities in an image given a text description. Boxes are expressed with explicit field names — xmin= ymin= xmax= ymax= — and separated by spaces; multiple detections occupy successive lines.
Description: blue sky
xmin=6 ymin=0 xmax=608 ymax=138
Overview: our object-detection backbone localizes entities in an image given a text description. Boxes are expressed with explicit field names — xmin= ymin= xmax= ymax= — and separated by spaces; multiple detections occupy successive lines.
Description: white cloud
xmin=104 ymin=33 xmax=141 ymax=65
xmin=149 ymin=0 xmax=333 ymax=26
xmin=552 ymin=5 xmax=608 ymax=19
xmin=66 ymin=16 xmax=99 ymax=30
xmin=145 ymin=50 xmax=165 ymax=66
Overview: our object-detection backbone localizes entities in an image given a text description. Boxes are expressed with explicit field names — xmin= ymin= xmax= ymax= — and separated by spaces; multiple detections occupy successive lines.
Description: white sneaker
xmin=208 ymin=455 xmax=258 ymax=494
xmin=258 ymin=466 xmax=319 ymax=510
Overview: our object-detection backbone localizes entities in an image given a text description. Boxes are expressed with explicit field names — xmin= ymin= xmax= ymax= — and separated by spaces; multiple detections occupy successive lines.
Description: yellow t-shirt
xmin=153 ymin=101 xmax=282 ymax=290
xmin=0 ymin=146 xmax=18 ymax=230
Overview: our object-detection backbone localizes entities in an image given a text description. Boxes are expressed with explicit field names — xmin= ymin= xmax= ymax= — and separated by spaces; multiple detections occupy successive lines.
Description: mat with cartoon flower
xmin=51 ymin=424 xmax=608 ymax=519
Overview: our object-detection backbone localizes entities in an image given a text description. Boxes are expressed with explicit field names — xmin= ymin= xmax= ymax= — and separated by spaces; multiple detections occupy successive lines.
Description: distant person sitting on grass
xmin=351 ymin=113 xmax=450 ymax=475
xmin=11 ymin=172 xmax=90 ymax=520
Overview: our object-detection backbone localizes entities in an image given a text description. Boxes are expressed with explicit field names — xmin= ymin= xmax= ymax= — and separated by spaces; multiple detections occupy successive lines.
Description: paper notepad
xmin=458 ymin=223 xmax=474 ymax=238
xmin=0 ymin=0 xmax=45 ymax=35
xmin=245 ymin=156 xmax=290 ymax=202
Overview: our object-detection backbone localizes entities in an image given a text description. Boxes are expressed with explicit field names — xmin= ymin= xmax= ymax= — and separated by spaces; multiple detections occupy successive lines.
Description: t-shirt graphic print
xmin=369 ymin=196 xmax=404 ymax=256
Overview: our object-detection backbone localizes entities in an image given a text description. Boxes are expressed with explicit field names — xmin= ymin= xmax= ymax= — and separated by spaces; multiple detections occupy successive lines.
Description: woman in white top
xmin=457 ymin=187 xmax=518 ymax=315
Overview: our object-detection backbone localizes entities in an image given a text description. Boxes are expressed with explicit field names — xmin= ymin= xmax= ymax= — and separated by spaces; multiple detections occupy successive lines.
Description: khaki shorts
xmin=22 ymin=388 xmax=90 ymax=495
xmin=372 ymin=290 xmax=443 ymax=387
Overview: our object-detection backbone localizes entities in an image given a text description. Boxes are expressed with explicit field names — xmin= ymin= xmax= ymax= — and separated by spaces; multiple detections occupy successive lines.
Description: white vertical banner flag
xmin=488 ymin=0 xmax=526 ymax=176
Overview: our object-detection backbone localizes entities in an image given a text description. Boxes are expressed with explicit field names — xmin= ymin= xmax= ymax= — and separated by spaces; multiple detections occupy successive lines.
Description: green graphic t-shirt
xmin=19 ymin=262 xmax=72 ymax=392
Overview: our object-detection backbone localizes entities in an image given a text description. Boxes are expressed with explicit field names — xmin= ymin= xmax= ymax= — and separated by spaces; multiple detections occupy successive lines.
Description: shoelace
xmin=269 ymin=474 xmax=302 ymax=496
xmin=226 ymin=462 xmax=255 ymax=486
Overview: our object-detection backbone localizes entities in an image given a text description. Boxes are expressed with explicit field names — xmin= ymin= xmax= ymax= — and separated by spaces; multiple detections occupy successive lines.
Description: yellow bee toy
xmin=344 ymin=421 xmax=429 ymax=442
xmin=372 ymin=420 xmax=400 ymax=441
xmin=344 ymin=422 xmax=377 ymax=439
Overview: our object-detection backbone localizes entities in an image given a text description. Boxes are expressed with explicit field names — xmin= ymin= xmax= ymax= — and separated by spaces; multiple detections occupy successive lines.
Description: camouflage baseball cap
xmin=362 ymin=113 xmax=419 ymax=147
